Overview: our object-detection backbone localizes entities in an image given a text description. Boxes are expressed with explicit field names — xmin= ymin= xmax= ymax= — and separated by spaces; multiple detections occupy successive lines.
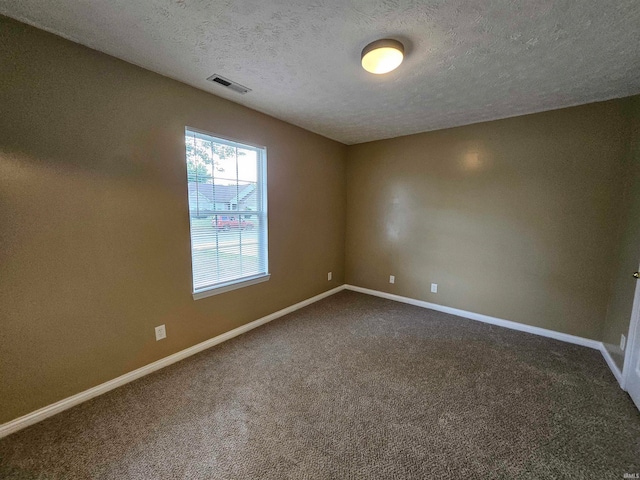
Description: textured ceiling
xmin=2 ymin=1 xmax=640 ymax=144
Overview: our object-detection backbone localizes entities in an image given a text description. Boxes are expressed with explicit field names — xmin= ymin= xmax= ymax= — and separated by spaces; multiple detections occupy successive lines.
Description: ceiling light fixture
xmin=361 ymin=39 xmax=404 ymax=74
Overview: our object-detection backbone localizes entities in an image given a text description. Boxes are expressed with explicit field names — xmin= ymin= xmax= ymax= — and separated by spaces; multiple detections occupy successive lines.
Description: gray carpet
xmin=1 ymin=291 xmax=639 ymax=479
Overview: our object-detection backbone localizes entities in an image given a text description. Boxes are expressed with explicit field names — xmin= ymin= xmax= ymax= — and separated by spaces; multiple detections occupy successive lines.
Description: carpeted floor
xmin=1 ymin=291 xmax=639 ymax=479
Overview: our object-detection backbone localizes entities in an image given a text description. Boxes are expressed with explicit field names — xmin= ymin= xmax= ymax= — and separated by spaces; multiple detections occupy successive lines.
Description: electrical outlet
xmin=328 ymin=272 xmax=332 ymax=281
xmin=431 ymin=283 xmax=438 ymax=293
xmin=155 ymin=325 xmax=167 ymax=341
xmin=389 ymin=275 xmax=395 ymax=284
xmin=621 ymin=334 xmax=626 ymax=351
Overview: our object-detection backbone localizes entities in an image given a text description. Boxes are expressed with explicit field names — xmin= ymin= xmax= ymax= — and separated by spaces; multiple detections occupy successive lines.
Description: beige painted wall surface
xmin=346 ymin=100 xmax=632 ymax=341
xmin=0 ymin=17 xmax=346 ymax=424
xmin=602 ymin=96 xmax=640 ymax=370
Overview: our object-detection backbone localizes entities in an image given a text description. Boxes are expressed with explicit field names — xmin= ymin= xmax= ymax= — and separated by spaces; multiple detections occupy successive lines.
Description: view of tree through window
xmin=185 ymin=129 xmax=268 ymax=296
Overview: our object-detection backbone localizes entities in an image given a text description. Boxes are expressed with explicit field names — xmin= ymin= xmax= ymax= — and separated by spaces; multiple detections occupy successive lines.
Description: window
xmin=185 ymin=128 xmax=268 ymax=299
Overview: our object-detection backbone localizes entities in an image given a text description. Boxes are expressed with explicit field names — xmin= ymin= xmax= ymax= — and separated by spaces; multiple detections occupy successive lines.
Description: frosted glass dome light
xmin=361 ymin=39 xmax=404 ymax=74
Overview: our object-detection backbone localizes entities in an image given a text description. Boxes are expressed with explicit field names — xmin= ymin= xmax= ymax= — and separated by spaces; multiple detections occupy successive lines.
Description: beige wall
xmin=345 ymin=99 xmax=634 ymax=341
xmin=602 ymin=97 xmax=640 ymax=370
xmin=0 ymin=17 xmax=346 ymax=423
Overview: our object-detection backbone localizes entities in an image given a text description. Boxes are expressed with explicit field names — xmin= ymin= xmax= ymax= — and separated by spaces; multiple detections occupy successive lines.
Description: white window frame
xmin=185 ymin=127 xmax=269 ymax=300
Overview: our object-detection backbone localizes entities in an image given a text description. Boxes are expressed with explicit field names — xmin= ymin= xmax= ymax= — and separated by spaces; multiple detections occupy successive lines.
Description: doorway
xmin=624 ymin=265 xmax=640 ymax=410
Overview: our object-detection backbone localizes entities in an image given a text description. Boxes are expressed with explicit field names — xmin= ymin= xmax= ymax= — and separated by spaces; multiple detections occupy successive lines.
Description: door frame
xmin=623 ymin=262 xmax=640 ymax=390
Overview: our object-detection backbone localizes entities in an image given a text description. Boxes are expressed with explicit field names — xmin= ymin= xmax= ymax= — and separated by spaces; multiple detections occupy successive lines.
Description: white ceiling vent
xmin=206 ymin=74 xmax=251 ymax=94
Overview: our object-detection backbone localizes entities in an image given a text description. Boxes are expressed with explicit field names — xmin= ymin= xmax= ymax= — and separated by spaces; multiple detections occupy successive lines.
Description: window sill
xmin=192 ymin=274 xmax=271 ymax=300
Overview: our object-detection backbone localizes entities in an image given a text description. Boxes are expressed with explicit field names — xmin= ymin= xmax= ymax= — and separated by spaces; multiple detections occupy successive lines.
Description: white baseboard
xmin=345 ymin=285 xmax=601 ymax=350
xmin=1 ymin=283 xmax=622 ymax=439
xmin=599 ymin=344 xmax=625 ymax=389
xmin=0 ymin=285 xmax=346 ymax=439
xmin=345 ymin=285 xmax=627 ymax=387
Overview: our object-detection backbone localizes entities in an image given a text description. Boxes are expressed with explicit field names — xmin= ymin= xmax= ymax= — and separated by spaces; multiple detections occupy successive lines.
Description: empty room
xmin=1 ymin=1 xmax=640 ymax=478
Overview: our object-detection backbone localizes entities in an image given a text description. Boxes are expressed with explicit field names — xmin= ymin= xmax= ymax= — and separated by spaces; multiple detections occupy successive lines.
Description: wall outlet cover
xmin=328 ymin=272 xmax=332 ymax=281
xmin=155 ymin=325 xmax=167 ymax=341
xmin=431 ymin=283 xmax=438 ymax=293
xmin=621 ymin=334 xmax=626 ymax=351
xmin=389 ymin=275 xmax=395 ymax=284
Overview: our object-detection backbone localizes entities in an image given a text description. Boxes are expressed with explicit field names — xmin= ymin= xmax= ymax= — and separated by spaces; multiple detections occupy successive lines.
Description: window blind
xmin=185 ymin=128 xmax=268 ymax=296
